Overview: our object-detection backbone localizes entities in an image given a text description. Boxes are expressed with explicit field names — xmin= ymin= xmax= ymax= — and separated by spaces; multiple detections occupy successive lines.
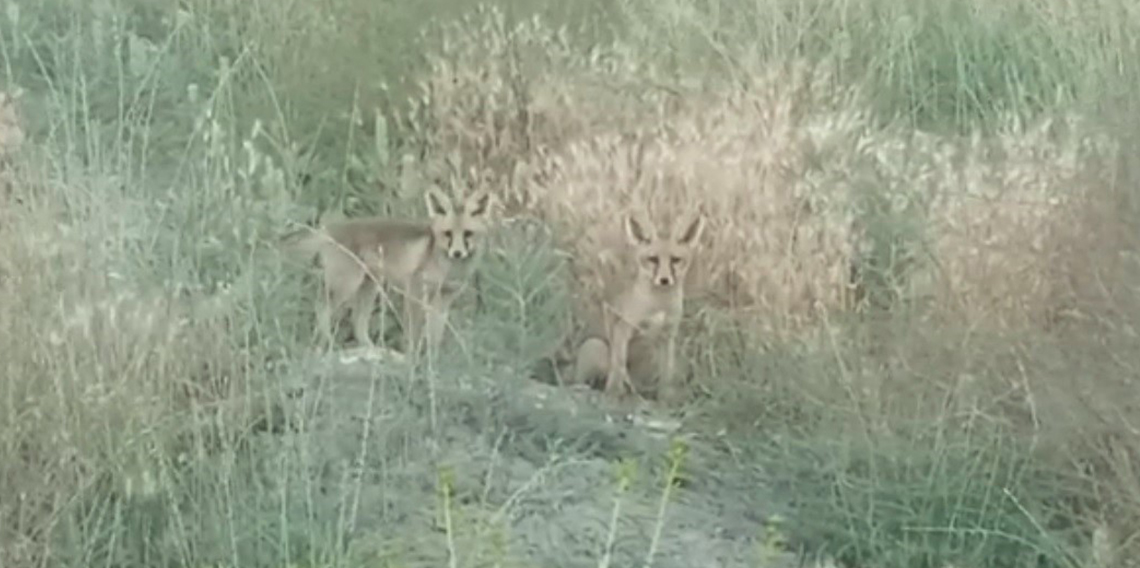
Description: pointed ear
xmin=674 ymin=211 xmax=705 ymax=246
xmin=463 ymin=190 xmax=492 ymax=218
xmin=624 ymin=214 xmax=655 ymax=247
xmin=424 ymin=187 xmax=453 ymax=218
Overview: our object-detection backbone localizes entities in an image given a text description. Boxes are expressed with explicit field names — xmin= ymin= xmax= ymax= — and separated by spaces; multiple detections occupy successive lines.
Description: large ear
xmin=462 ymin=189 xmax=492 ymax=219
xmin=624 ymin=214 xmax=655 ymax=247
xmin=674 ymin=210 xmax=706 ymax=246
xmin=424 ymin=186 xmax=454 ymax=218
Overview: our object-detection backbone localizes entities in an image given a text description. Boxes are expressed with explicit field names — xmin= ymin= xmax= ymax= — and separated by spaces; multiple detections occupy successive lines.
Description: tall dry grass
xmin=0 ymin=177 xmax=243 ymax=566
xmin=414 ymin=5 xmax=1131 ymax=337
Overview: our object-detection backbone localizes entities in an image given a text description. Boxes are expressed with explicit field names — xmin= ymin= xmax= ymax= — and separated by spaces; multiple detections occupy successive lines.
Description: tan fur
xmin=571 ymin=209 xmax=706 ymax=402
xmin=282 ymin=188 xmax=492 ymax=354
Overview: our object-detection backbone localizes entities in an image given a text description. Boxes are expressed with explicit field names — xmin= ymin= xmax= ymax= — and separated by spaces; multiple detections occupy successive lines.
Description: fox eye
xmin=671 ymin=257 xmax=683 ymax=265
xmin=646 ymin=255 xmax=660 ymax=265
xmin=442 ymin=230 xmax=453 ymax=239
xmin=463 ymin=230 xmax=474 ymax=240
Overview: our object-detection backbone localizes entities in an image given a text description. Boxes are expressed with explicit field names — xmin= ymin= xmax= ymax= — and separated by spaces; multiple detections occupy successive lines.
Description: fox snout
xmin=648 ymin=257 xmax=681 ymax=287
xmin=441 ymin=229 xmax=477 ymax=260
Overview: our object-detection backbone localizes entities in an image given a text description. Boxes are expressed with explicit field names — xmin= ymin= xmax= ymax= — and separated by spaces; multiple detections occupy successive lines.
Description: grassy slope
xmin=1 ymin=0 xmax=1138 ymax=566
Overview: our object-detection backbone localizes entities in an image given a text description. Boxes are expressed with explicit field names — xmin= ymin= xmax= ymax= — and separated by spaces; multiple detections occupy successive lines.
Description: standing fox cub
xmin=282 ymin=188 xmax=492 ymax=354
xmin=572 ymin=210 xmax=706 ymax=402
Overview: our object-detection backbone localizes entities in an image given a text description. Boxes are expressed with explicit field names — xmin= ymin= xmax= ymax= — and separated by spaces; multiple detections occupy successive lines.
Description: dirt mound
xmin=270 ymin=347 xmax=797 ymax=567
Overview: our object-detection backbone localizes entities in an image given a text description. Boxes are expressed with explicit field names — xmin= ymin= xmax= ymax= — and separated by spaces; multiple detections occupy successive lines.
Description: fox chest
xmin=639 ymin=308 xmax=671 ymax=336
xmin=612 ymin=304 xmax=673 ymax=340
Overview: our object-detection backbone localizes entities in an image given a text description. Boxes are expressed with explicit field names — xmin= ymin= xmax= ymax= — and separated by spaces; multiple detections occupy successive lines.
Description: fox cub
xmin=283 ymin=188 xmax=492 ymax=354
xmin=572 ymin=210 xmax=706 ymax=402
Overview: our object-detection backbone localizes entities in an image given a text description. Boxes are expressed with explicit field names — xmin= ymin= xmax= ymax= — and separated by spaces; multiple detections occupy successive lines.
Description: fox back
xmin=283 ymin=188 xmax=492 ymax=287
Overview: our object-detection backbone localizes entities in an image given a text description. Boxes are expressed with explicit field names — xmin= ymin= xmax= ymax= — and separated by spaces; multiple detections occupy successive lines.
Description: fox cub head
xmin=625 ymin=211 xmax=706 ymax=290
xmin=425 ymin=187 xmax=493 ymax=261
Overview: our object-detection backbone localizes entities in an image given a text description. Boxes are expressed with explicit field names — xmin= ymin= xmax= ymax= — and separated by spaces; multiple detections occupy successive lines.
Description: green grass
xmin=2 ymin=0 xmax=1139 ymax=566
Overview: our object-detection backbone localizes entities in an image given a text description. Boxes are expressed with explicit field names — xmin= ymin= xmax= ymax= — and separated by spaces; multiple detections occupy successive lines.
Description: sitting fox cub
xmin=283 ymin=188 xmax=492 ymax=354
xmin=572 ymin=210 xmax=706 ymax=402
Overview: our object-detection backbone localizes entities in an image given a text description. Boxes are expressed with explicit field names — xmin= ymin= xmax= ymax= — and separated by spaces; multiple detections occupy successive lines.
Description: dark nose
xmin=449 ymin=249 xmax=465 ymax=259
xmin=656 ymin=276 xmax=673 ymax=286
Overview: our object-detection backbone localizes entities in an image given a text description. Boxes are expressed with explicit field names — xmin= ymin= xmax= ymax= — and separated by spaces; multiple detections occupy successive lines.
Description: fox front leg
xmin=604 ymin=322 xmax=635 ymax=397
xmin=658 ymin=322 xmax=681 ymax=403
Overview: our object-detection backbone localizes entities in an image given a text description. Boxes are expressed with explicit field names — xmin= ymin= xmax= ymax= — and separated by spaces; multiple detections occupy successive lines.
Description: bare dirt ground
xmin=265 ymin=347 xmax=800 ymax=567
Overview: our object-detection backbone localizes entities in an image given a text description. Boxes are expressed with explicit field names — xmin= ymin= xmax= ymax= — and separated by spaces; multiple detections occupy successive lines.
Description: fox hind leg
xmin=573 ymin=337 xmax=610 ymax=389
xmin=349 ymin=280 xmax=379 ymax=347
xmin=317 ymin=255 xmax=366 ymax=350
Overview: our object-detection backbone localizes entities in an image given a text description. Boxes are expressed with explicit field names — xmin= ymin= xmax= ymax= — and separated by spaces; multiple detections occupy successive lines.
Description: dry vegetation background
xmin=2 ymin=0 xmax=1140 ymax=566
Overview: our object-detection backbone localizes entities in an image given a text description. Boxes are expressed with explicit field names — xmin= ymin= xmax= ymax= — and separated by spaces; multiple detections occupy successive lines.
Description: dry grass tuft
xmin=521 ymin=65 xmax=865 ymax=335
xmin=910 ymin=114 xmax=1122 ymax=329
xmin=418 ymin=8 xmax=1129 ymax=338
xmin=420 ymin=14 xmax=866 ymax=332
